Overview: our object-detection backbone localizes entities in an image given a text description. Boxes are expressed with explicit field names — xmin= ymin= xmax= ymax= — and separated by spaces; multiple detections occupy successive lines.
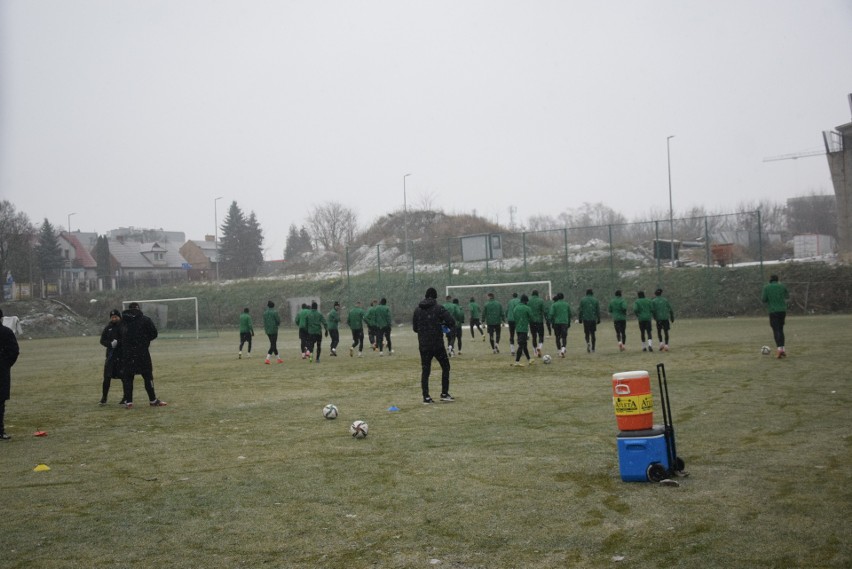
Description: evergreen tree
xmin=284 ymin=224 xmax=313 ymax=260
xmin=0 ymin=200 xmax=35 ymax=282
xmin=245 ymin=211 xmax=265 ymax=275
xmin=34 ymin=219 xmax=64 ymax=281
xmin=218 ymin=201 xmax=265 ymax=278
xmin=298 ymin=226 xmax=313 ymax=253
xmin=93 ymin=235 xmax=112 ymax=278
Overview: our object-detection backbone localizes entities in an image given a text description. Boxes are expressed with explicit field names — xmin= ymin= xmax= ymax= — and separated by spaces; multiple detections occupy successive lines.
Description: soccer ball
xmin=322 ymin=404 xmax=338 ymax=419
xmin=542 ymin=354 xmax=552 ymax=364
xmin=760 ymin=346 xmax=771 ymax=355
xmin=350 ymin=420 xmax=369 ymax=439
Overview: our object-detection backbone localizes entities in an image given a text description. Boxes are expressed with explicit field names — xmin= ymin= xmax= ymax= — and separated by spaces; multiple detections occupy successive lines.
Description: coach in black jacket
xmin=119 ymin=302 xmax=166 ymax=408
xmin=412 ymin=287 xmax=456 ymax=404
xmin=0 ymin=308 xmax=20 ymax=440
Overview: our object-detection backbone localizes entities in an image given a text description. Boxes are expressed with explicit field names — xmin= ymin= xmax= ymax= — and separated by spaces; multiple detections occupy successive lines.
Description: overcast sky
xmin=1 ymin=0 xmax=850 ymax=260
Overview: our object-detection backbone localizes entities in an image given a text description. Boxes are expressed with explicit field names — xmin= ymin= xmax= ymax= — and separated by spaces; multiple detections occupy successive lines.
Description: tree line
xmin=0 ymin=199 xmax=267 ymax=283
xmin=0 ymin=193 xmax=838 ymax=285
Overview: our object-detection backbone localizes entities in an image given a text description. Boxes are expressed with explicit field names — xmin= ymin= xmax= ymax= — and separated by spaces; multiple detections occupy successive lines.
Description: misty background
xmin=1 ymin=0 xmax=850 ymax=259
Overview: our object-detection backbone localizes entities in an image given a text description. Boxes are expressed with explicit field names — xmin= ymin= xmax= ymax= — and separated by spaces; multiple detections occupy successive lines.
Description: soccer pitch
xmin=2 ymin=315 xmax=850 ymax=568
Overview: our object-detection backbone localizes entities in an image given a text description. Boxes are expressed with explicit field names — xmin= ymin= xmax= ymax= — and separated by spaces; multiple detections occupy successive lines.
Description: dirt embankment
xmin=2 ymin=299 xmax=100 ymax=339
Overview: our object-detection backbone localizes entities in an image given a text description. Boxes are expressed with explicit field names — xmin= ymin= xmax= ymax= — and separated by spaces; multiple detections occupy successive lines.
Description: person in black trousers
xmin=99 ymin=309 xmax=123 ymax=405
xmin=412 ymin=287 xmax=456 ymax=404
xmin=0 ymin=308 xmax=20 ymax=440
xmin=119 ymin=303 xmax=167 ymax=408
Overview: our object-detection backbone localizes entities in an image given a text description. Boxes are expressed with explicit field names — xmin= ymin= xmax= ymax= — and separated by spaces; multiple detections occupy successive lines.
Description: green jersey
xmin=548 ymin=299 xmax=572 ymax=325
xmin=527 ymin=293 xmax=545 ymax=323
xmin=239 ymin=312 xmax=254 ymax=334
xmin=372 ymin=304 xmax=392 ymax=328
xmin=506 ymin=297 xmax=520 ymax=322
xmin=513 ymin=303 xmax=532 ymax=333
xmin=469 ymin=301 xmax=481 ymax=320
xmin=296 ymin=308 xmax=310 ymax=329
xmin=482 ymin=299 xmax=504 ymax=325
xmin=263 ymin=308 xmax=280 ymax=334
xmin=347 ymin=307 xmax=365 ymax=330
xmin=452 ymin=303 xmax=464 ymax=325
xmin=608 ymin=297 xmax=628 ymax=322
xmin=326 ymin=308 xmax=340 ymax=330
xmin=761 ymin=281 xmax=789 ymax=313
xmin=304 ymin=309 xmax=327 ymax=335
xmin=651 ymin=296 xmax=674 ymax=322
xmin=578 ymin=294 xmax=600 ymax=322
xmin=633 ymin=298 xmax=654 ymax=322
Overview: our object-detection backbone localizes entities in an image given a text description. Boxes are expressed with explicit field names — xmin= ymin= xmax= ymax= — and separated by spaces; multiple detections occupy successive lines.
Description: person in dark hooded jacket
xmin=412 ymin=287 xmax=456 ymax=404
xmin=119 ymin=302 xmax=166 ymax=408
xmin=99 ymin=309 xmax=123 ymax=405
xmin=0 ymin=308 xmax=20 ymax=440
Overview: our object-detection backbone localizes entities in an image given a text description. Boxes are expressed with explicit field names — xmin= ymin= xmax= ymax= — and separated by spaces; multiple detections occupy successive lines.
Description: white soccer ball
xmin=761 ymin=345 xmax=771 ymax=355
xmin=323 ymin=404 xmax=338 ymax=419
xmin=350 ymin=420 xmax=368 ymax=439
xmin=543 ymin=354 xmax=552 ymax=364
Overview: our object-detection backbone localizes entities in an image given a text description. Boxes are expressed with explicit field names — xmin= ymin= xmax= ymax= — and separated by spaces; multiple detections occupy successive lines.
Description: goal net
xmin=446 ymin=281 xmax=553 ymax=305
xmin=122 ymin=297 xmax=200 ymax=339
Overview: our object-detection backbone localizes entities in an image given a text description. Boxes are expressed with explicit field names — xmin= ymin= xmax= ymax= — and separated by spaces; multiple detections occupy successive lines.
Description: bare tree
xmin=307 ymin=202 xmax=359 ymax=252
xmin=0 ymin=201 xmax=35 ymax=281
xmin=415 ymin=191 xmax=439 ymax=211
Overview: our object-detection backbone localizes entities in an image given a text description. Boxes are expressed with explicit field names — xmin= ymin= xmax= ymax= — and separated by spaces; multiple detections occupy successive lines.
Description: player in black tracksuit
xmin=99 ymin=309 xmax=123 ymax=405
xmin=412 ymin=287 xmax=456 ymax=404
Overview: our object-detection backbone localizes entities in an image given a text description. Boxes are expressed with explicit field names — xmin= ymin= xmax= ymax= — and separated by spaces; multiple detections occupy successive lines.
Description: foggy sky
xmin=1 ymin=0 xmax=850 ymax=260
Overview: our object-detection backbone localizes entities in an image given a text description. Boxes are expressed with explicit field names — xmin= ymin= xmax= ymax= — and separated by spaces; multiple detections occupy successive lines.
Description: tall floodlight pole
xmin=214 ymin=196 xmax=223 ymax=281
xmin=403 ymin=173 xmax=412 ymax=257
xmin=667 ymin=135 xmax=675 ymax=267
xmin=67 ymin=212 xmax=77 ymax=233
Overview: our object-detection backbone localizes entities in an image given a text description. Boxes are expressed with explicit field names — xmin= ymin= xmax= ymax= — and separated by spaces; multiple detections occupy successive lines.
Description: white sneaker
xmin=238 ymin=351 xmax=242 ymax=359
xmin=379 ymin=351 xmax=384 ymax=357
xmin=358 ymin=352 xmax=363 ymax=357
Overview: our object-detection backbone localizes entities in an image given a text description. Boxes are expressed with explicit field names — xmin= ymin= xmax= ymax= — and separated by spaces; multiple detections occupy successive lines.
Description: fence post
xmin=376 ymin=245 xmax=381 ymax=289
xmin=447 ymin=238 xmax=452 ymax=283
xmin=654 ymin=221 xmax=661 ymax=286
xmin=608 ymin=224 xmax=615 ymax=286
xmin=757 ymin=209 xmax=764 ymax=283
xmin=522 ymin=232 xmax=528 ymax=277
xmin=346 ymin=246 xmax=352 ymax=306
xmin=409 ymin=240 xmax=416 ymax=285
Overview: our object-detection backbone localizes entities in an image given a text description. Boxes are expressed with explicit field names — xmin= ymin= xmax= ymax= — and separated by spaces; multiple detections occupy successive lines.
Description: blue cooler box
xmin=617 ymin=426 xmax=670 ymax=482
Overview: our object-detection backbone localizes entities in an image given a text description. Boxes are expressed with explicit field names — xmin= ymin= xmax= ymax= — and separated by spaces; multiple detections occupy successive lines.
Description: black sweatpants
xmin=769 ymin=312 xmax=786 ymax=347
xmin=351 ymin=329 xmax=364 ymax=351
xmin=122 ymin=371 xmax=157 ymax=405
xmin=419 ymin=345 xmax=450 ymax=398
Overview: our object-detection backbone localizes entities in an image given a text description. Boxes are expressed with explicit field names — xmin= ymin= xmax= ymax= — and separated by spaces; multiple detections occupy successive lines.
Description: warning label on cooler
xmin=613 ymin=395 xmax=653 ymax=415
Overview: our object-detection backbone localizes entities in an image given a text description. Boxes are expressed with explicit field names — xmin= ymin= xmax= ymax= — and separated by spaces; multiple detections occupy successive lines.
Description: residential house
xmin=59 ymin=231 xmax=99 ymax=291
xmin=179 ymin=235 xmax=219 ymax=281
xmin=107 ymin=236 xmax=190 ymax=286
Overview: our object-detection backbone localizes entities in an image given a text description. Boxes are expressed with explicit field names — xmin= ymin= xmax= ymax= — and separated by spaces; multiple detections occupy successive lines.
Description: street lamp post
xmin=403 ymin=173 xmax=412 ymax=257
xmin=666 ymin=135 xmax=675 ymax=267
xmin=67 ymin=212 xmax=77 ymax=233
xmin=214 ymin=197 xmax=223 ymax=281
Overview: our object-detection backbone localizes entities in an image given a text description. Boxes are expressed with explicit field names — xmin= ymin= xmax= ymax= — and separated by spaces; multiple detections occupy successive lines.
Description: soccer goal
xmin=122 ymin=297 xmax=200 ymax=339
xmin=446 ymin=280 xmax=552 ymax=302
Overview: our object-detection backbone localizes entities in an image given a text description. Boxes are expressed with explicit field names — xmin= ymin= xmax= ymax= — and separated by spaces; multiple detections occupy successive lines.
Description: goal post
xmin=122 ymin=297 xmax=200 ymax=339
xmin=446 ymin=281 xmax=552 ymax=302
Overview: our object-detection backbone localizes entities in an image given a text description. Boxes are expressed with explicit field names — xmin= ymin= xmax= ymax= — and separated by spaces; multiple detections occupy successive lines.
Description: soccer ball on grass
xmin=350 ymin=420 xmax=369 ymax=439
xmin=322 ymin=404 xmax=339 ymax=419
xmin=542 ymin=354 xmax=552 ymax=364
xmin=760 ymin=346 xmax=771 ymax=355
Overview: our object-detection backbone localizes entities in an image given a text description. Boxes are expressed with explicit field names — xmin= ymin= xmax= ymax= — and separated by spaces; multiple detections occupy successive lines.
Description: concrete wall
xmin=826 ymin=124 xmax=852 ymax=262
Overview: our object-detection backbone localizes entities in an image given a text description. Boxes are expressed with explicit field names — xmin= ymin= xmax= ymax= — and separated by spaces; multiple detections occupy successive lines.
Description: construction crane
xmin=763 ymin=149 xmax=826 ymax=162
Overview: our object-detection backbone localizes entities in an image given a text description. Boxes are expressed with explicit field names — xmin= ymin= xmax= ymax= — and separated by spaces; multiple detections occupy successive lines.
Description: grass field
xmin=1 ymin=315 xmax=850 ymax=568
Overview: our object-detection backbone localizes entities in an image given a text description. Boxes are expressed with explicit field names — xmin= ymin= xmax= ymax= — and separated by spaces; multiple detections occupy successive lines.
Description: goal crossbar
xmin=122 ymin=297 xmax=199 ymax=339
xmin=446 ymin=281 xmax=552 ymax=300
